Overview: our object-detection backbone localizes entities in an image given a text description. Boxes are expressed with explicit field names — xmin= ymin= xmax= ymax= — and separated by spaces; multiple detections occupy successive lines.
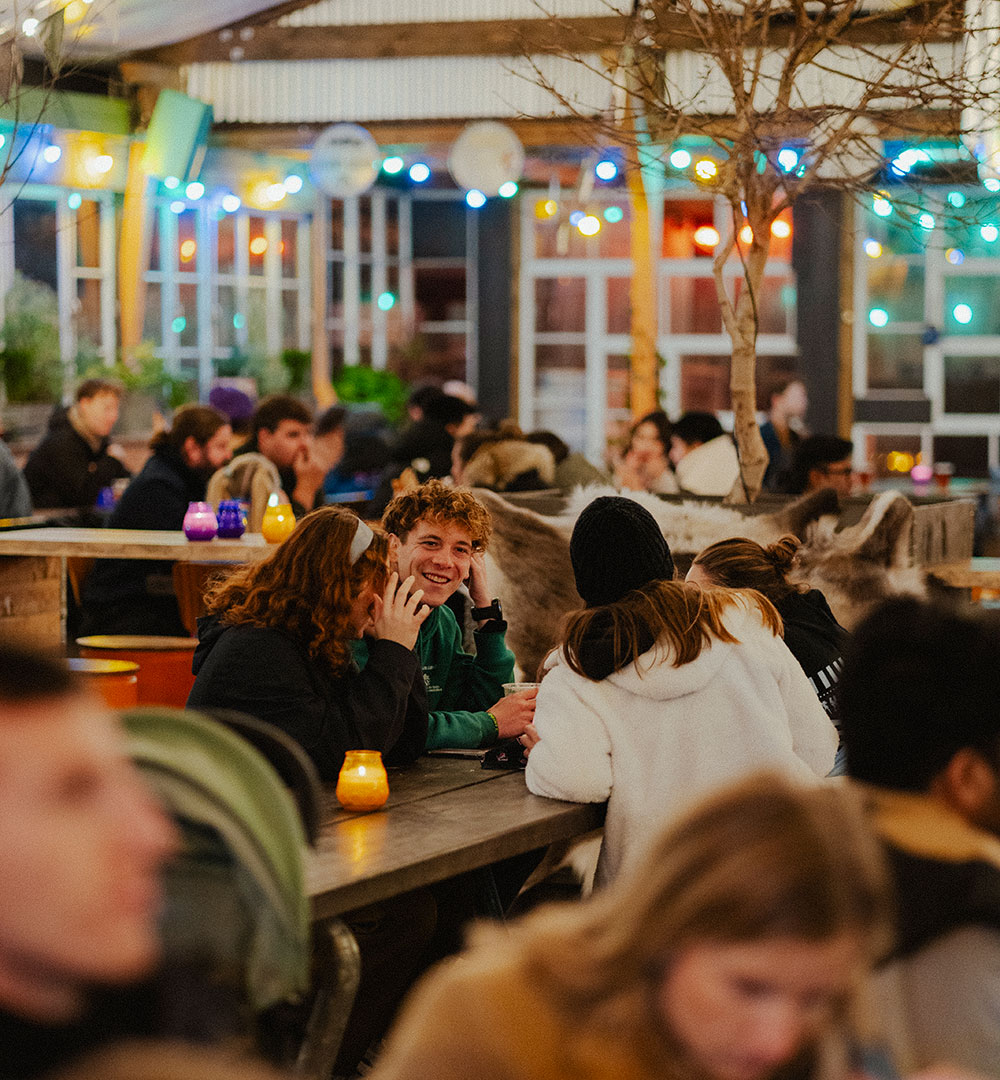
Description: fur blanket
xmin=475 ymin=486 xmax=926 ymax=678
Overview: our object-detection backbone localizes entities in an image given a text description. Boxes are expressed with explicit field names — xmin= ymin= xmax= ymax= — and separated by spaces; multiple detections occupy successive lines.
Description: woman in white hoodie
xmin=526 ymin=496 xmax=838 ymax=887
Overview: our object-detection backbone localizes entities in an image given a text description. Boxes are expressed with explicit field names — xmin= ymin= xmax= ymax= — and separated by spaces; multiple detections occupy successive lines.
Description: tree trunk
xmin=625 ymin=142 xmax=659 ymax=419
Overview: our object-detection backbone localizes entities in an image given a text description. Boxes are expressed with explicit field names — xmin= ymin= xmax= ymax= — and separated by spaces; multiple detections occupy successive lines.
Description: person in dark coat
xmin=23 ymin=379 xmax=131 ymax=510
xmin=81 ymin=405 xmax=232 ymax=637
xmin=187 ymin=506 xmax=429 ymax=781
xmin=687 ymin=533 xmax=847 ymax=722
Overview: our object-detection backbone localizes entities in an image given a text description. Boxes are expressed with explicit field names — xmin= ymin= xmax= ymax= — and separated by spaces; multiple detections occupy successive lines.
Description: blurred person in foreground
xmin=0 ymin=646 xmax=176 ymax=1078
xmin=842 ymin=597 xmax=1000 ymax=1073
xmin=371 ymin=774 xmax=983 ymax=1080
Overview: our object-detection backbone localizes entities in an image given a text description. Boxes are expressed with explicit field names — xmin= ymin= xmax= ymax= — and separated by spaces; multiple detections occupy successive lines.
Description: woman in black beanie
xmin=526 ymin=495 xmax=838 ymax=888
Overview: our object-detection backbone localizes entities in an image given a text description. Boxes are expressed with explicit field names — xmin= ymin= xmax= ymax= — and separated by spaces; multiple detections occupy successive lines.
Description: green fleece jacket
xmin=353 ymin=604 xmax=515 ymax=750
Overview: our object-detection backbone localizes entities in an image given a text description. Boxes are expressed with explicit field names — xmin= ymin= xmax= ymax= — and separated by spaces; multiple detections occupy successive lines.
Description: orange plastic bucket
xmin=76 ymin=635 xmax=199 ymax=707
xmin=68 ymin=657 xmax=140 ymax=709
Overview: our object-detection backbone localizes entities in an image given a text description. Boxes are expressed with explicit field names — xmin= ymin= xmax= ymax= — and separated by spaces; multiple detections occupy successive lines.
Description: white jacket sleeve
xmin=525 ymin=659 xmax=613 ymax=804
xmin=774 ymin=639 xmax=838 ymax=776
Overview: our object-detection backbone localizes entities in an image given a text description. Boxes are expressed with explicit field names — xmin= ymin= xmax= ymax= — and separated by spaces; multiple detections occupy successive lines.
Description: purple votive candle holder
xmin=216 ymin=499 xmax=246 ymax=539
xmin=183 ymin=501 xmax=218 ymax=541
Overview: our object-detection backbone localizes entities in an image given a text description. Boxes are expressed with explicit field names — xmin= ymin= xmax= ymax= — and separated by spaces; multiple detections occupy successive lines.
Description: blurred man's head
xmin=74 ymin=380 xmax=123 ymax=441
xmin=0 ymin=649 xmax=176 ymax=1021
xmin=782 ymin=435 xmax=853 ymax=496
xmin=769 ymin=377 xmax=808 ymax=425
xmin=840 ymin=598 xmax=1000 ymax=835
xmin=668 ymin=412 xmax=724 ymax=466
xmin=313 ymin=405 xmax=348 ymax=475
xmin=251 ymin=395 xmax=314 ymax=470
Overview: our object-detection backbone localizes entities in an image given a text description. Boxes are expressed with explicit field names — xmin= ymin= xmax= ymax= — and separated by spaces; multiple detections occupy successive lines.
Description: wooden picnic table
xmin=0 ymin=526 xmax=270 ymax=647
xmin=306 ymin=756 xmax=605 ymax=922
xmin=927 ymin=557 xmax=1000 ymax=596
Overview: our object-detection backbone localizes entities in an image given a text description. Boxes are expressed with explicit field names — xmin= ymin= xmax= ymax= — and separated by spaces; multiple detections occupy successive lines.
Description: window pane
xmin=867 ymin=333 xmax=923 ymax=390
xmin=535 ymin=344 xmax=586 ymax=448
xmin=75 ymin=200 xmax=101 ymax=268
xmin=359 ymin=196 xmax=372 ymax=255
xmin=216 ymin=286 xmax=237 ymax=349
xmin=148 ymin=209 xmax=162 ymax=272
xmin=412 ymin=201 xmax=465 ymax=258
xmin=75 ymin=279 xmax=101 ymax=350
xmin=282 ymin=290 xmax=300 ymax=351
xmin=944 ymin=277 xmax=1000 ymax=336
xmin=932 ymin=435 xmax=988 ymax=478
xmin=175 ymin=211 xmax=196 ymax=273
xmin=420 ymin=332 xmax=467 ymax=383
xmin=607 ymin=352 xmax=630 ymax=415
xmin=536 ymin=278 xmax=585 ymax=333
xmin=681 ymin=354 xmax=731 ymax=412
xmin=386 ymin=198 xmax=399 ymax=257
xmin=607 ymin=277 xmax=631 ymax=335
xmin=280 ymin=220 xmax=297 ymax=277
xmin=868 ymin=257 xmax=924 ymax=323
xmin=416 ymin=266 xmax=466 ymax=322
xmin=217 ymin=214 xmax=235 ymax=275
xmin=662 ymin=199 xmax=715 ymax=258
xmin=13 ymin=199 xmax=57 ymax=291
xmin=944 ymin=355 xmax=1000 ymax=413
xmin=248 ymin=217 xmax=266 ymax=276
xmin=176 ymin=284 xmax=198 ymax=347
xmin=330 ymin=203 xmax=344 ymax=252
xmin=669 ymin=277 xmax=721 ymax=333
xmin=143 ymin=282 xmax=162 ymax=341
xmin=734 ymin=275 xmax=794 ymax=334
xmin=597 ymin=206 xmax=630 ymax=258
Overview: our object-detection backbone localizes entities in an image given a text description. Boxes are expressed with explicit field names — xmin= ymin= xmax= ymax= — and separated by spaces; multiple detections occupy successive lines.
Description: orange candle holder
xmin=261 ymin=500 xmax=296 ymax=543
xmin=336 ymin=750 xmax=389 ymax=811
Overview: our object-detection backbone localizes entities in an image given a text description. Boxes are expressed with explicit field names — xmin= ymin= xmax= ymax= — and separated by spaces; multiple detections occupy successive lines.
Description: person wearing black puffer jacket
xmin=80 ymin=405 xmax=232 ymax=636
xmin=687 ymin=532 xmax=847 ymax=723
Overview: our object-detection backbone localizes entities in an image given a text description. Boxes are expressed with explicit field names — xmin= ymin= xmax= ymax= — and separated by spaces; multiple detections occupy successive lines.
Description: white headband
xmin=349 ymin=518 xmax=374 ymax=564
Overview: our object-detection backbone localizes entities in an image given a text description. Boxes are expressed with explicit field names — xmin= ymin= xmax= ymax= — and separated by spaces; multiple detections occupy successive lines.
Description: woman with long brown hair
xmin=187 ymin=506 xmax=429 ymax=780
xmin=526 ymin=497 xmax=837 ymax=887
xmin=371 ymin=774 xmax=979 ymax=1080
xmin=688 ymin=535 xmax=847 ymax=722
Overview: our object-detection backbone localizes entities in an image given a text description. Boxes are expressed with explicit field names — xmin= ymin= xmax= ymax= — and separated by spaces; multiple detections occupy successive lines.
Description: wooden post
xmin=118 ymin=142 xmax=152 ymax=363
xmin=311 ymin=192 xmax=336 ymax=407
xmin=624 ymin=141 xmax=659 ymax=419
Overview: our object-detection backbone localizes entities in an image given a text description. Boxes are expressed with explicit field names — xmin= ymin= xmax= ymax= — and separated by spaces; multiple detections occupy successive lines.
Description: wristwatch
xmin=470 ymin=597 xmax=503 ymax=622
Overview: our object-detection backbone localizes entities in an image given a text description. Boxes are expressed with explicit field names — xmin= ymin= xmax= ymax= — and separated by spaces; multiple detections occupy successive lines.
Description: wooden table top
xmin=0 ymin=527 xmax=271 ymax=563
xmin=927 ymin=557 xmax=1000 ymax=590
xmin=306 ymin=757 xmax=605 ymax=921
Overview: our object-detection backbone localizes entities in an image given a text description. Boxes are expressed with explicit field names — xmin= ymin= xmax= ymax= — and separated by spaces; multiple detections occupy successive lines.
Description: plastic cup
xmin=502 ymin=682 xmax=540 ymax=696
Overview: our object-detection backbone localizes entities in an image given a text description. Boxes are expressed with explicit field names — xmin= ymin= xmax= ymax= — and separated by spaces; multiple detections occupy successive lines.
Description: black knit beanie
xmin=569 ymin=496 xmax=675 ymax=607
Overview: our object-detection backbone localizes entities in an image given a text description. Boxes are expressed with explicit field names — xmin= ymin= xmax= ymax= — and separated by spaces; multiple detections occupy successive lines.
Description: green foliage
xmin=333 ymin=365 xmax=409 ymax=426
xmin=78 ymin=341 xmax=194 ymax=410
xmin=0 ymin=272 xmax=62 ymax=402
xmin=282 ymin=349 xmax=311 ymax=394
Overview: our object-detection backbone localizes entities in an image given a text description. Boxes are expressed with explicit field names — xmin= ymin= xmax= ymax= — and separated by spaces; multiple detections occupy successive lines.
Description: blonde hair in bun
xmin=691 ymin=534 xmax=807 ymax=603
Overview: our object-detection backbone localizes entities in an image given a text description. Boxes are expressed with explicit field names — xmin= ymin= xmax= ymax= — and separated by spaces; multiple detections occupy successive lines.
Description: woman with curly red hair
xmin=187 ymin=506 xmax=429 ymax=780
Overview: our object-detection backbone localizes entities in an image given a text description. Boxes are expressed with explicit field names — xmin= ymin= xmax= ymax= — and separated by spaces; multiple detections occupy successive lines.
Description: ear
xmin=934 ymin=748 xmax=999 ymax=820
xmin=388 ymin=534 xmax=400 ymax=559
xmin=182 ymin=434 xmax=201 ymax=465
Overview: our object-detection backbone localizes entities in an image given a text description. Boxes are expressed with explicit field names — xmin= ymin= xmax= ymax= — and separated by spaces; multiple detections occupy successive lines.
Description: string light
xmin=669 ymin=148 xmax=691 ymax=169
xmin=163 ymin=176 xmax=180 ymax=190
xmin=180 ymin=239 xmax=196 ymax=261
xmin=409 ymin=163 xmax=430 ymax=183
xmin=382 ymin=156 xmax=404 ymax=174
xmin=377 ymin=292 xmax=396 ymax=311
xmin=694 ymin=158 xmax=717 ymax=181
xmin=67 ymin=193 xmax=82 ymax=210
xmin=465 ymin=189 xmax=486 ymax=209
xmin=283 ymin=174 xmax=303 ymax=194
xmin=577 ymin=215 xmax=601 ymax=236
xmin=498 ymin=181 xmax=518 ymax=198
xmin=863 ymin=239 xmax=883 ymax=258
xmin=953 ymin=303 xmax=973 ymax=324
xmin=186 ymin=181 xmax=205 ymax=200
xmin=693 ymin=226 xmax=720 ymax=248
xmin=604 ymin=206 xmax=624 ymax=223
xmin=868 ymin=308 xmax=889 ymax=327
xmin=42 ymin=145 xmax=61 ymax=164
xmin=535 ymin=199 xmax=558 ymax=219
xmin=221 ymin=194 xmax=241 ymax=213
xmin=771 ymin=219 xmax=791 ymax=238
xmin=249 ymin=237 xmax=267 ymax=255
xmin=739 ymin=225 xmax=754 ymax=244
xmin=873 ymin=195 xmax=892 ymax=217
xmin=595 ymin=160 xmax=618 ymax=181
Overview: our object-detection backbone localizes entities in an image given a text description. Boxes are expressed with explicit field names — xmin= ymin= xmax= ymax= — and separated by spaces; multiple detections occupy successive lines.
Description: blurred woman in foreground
xmin=371 ymin=775 xmax=981 ymax=1080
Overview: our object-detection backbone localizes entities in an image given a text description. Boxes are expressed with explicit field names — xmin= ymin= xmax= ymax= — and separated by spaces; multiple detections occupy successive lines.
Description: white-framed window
xmin=518 ymin=189 xmax=797 ymax=462
xmin=852 ymin=187 xmax=1000 ymax=476
xmin=0 ymin=184 xmax=117 ymax=395
xmin=145 ymin=199 xmax=311 ymax=396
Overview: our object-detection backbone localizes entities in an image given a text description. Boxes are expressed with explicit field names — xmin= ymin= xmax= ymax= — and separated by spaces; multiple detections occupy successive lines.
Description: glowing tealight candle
xmin=336 ymin=751 xmax=389 ymax=811
xmin=261 ymin=494 xmax=295 ymax=543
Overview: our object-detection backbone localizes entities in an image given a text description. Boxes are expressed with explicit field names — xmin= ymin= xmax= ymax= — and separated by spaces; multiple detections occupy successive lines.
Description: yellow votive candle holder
xmin=336 ymin=750 xmax=390 ymax=811
xmin=261 ymin=500 xmax=296 ymax=543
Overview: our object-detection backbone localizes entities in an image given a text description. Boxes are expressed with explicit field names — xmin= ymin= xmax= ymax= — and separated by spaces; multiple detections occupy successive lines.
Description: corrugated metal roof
xmin=280 ymin=0 xmax=622 ymax=27
xmin=183 ymin=53 xmax=612 ymax=123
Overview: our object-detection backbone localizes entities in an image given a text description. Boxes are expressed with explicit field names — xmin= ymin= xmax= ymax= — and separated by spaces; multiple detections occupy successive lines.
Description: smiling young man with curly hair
xmin=374 ymin=480 xmax=536 ymax=751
